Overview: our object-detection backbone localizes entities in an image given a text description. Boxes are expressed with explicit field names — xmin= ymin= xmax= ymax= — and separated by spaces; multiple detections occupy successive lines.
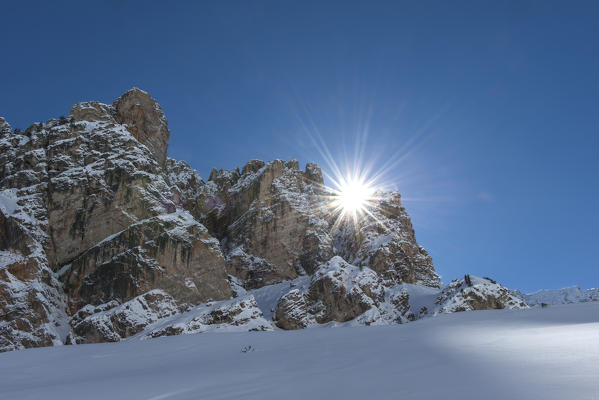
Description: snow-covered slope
xmin=522 ymin=286 xmax=599 ymax=306
xmin=1 ymin=302 xmax=598 ymax=400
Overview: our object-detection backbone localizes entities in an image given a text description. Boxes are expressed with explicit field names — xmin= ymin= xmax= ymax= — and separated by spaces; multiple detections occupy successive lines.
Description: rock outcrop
xmin=333 ymin=191 xmax=440 ymax=288
xmin=0 ymin=118 xmax=11 ymax=136
xmin=0 ymin=192 xmax=70 ymax=351
xmin=176 ymin=158 xmax=336 ymax=288
xmin=432 ymin=276 xmax=528 ymax=314
xmin=140 ymin=295 xmax=272 ymax=338
xmin=275 ymin=257 xmax=413 ymax=329
xmin=68 ymin=289 xmax=180 ymax=344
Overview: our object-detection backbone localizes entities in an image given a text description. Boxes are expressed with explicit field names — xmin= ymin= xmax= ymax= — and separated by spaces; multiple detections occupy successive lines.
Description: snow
xmin=249 ymin=276 xmax=311 ymax=320
xmin=524 ymin=286 xmax=599 ymax=305
xmin=401 ymin=282 xmax=442 ymax=314
xmin=229 ymin=164 xmax=268 ymax=193
xmin=0 ymin=188 xmax=19 ymax=216
xmin=1 ymin=302 xmax=598 ymax=399
xmin=0 ymin=250 xmax=25 ymax=268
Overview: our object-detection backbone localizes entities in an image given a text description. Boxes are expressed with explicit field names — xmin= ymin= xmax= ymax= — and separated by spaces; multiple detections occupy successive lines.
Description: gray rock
xmin=0 ymin=118 xmax=11 ymax=135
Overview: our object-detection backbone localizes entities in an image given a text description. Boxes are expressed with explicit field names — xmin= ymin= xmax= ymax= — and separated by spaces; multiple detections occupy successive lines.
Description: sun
xmin=331 ymin=177 xmax=375 ymax=217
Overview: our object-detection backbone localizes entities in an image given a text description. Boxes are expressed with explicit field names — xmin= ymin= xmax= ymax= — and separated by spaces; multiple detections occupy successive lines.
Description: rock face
xmin=275 ymin=257 xmax=413 ymax=329
xmin=0 ymin=118 xmax=11 ymax=135
xmin=1 ymin=88 xmax=519 ymax=353
xmin=180 ymin=158 xmax=439 ymax=291
xmin=334 ymin=191 xmax=440 ymax=288
xmin=0 ymin=207 xmax=69 ymax=351
xmin=171 ymin=158 xmax=337 ymax=288
xmin=61 ymin=212 xmax=231 ymax=313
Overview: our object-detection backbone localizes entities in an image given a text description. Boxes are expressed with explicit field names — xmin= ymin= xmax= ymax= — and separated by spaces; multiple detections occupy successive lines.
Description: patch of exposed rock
xmin=68 ymin=290 xmax=181 ymax=344
xmin=275 ymin=256 xmax=413 ymax=329
xmin=141 ymin=295 xmax=272 ymax=338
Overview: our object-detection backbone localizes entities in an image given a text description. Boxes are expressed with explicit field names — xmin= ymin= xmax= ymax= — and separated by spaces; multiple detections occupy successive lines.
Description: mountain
xmin=518 ymin=286 xmax=599 ymax=306
xmin=0 ymin=89 xmax=527 ymax=352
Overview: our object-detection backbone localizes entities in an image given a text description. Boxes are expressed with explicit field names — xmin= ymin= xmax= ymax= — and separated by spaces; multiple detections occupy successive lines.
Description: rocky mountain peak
xmin=67 ymin=88 xmax=170 ymax=167
xmin=304 ymin=162 xmax=324 ymax=185
xmin=112 ymin=88 xmax=170 ymax=167
xmin=241 ymin=159 xmax=265 ymax=175
xmin=69 ymin=101 xmax=115 ymax=123
xmin=0 ymin=118 xmax=11 ymax=135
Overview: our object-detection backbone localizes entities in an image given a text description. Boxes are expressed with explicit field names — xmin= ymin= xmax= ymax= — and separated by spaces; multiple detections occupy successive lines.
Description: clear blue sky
xmin=2 ymin=1 xmax=598 ymax=292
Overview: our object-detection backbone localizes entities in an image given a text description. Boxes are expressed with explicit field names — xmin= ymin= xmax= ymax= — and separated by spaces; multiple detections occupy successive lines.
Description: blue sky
xmin=1 ymin=1 xmax=598 ymax=292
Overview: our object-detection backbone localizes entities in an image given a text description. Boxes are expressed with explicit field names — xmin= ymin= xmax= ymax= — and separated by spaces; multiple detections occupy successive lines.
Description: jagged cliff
xmin=0 ymin=89 xmax=526 ymax=352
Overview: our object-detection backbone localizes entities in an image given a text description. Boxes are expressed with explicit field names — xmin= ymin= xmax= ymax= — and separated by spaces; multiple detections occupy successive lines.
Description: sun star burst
xmin=330 ymin=177 xmax=375 ymax=221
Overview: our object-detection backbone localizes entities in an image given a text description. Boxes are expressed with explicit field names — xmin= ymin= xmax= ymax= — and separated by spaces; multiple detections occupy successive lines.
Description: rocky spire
xmin=112 ymin=88 xmax=170 ymax=167
xmin=0 ymin=117 xmax=11 ymax=135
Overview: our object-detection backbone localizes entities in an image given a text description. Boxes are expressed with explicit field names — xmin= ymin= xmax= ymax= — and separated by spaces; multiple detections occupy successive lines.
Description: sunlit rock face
xmin=0 ymin=88 xmax=457 ymax=351
xmin=182 ymin=158 xmax=439 ymax=291
xmin=178 ymin=158 xmax=336 ymax=289
xmin=331 ymin=191 xmax=440 ymax=288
